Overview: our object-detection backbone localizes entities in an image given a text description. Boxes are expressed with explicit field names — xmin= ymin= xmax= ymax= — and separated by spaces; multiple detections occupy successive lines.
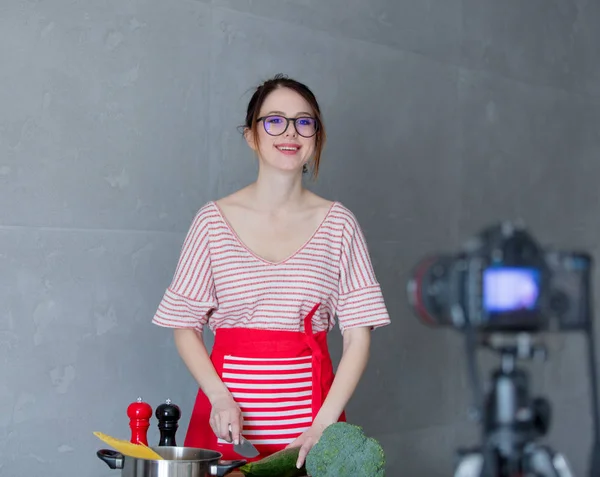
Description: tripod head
xmin=481 ymin=333 xmax=548 ymax=362
xmin=482 ymin=335 xmax=551 ymax=466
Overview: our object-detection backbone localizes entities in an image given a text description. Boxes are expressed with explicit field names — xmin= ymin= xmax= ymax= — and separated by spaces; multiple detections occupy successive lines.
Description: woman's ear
xmin=244 ymin=127 xmax=258 ymax=151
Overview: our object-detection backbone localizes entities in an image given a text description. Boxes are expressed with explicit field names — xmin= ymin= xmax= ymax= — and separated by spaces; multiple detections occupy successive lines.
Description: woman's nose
xmin=284 ymin=122 xmax=297 ymax=137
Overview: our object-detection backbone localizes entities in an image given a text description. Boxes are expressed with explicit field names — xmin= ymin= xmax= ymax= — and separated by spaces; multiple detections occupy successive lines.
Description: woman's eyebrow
xmin=262 ymin=110 xmax=313 ymax=117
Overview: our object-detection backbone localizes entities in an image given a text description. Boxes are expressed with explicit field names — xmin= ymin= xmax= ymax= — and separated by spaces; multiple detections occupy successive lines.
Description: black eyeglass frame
xmin=256 ymin=115 xmax=319 ymax=138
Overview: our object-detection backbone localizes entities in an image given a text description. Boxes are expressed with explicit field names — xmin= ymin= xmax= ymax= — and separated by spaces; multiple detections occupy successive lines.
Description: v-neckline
xmin=211 ymin=200 xmax=338 ymax=266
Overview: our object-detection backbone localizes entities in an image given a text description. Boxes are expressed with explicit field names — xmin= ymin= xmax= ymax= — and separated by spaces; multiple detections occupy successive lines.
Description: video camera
xmin=407 ymin=221 xmax=592 ymax=335
xmin=405 ymin=222 xmax=600 ymax=477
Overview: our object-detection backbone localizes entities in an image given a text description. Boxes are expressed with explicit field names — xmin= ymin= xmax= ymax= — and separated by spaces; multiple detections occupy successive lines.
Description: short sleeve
xmin=336 ymin=210 xmax=390 ymax=333
xmin=152 ymin=208 xmax=218 ymax=331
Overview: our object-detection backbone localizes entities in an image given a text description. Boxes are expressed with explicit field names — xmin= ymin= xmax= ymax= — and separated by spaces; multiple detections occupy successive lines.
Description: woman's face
xmin=247 ymin=87 xmax=318 ymax=175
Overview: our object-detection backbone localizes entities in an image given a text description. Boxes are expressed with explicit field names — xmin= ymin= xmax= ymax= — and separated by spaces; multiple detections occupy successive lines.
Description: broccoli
xmin=305 ymin=422 xmax=386 ymax=477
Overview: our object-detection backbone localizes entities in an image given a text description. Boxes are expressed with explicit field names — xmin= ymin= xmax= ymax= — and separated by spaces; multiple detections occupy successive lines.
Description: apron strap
xmin=303 ymin=303 xmax=325 ymax=419
xmin=303 ymin=302 xmax=320 ymax=335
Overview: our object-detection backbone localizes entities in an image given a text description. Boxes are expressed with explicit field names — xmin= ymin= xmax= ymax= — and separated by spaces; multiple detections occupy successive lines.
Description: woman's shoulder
xmin=191 ymin=200 xmax=219 ymax=220
xmin=211 ymin=188 xmax=258 ymax=219
xmin=296 ymin=190 xmax=358 ymax=225
xmin=321 ymin=198 xmax=361 ymax=230
xmin=183 ymin=200 xmax=222 ymax=236
xmin=302 ymin=192 xmax=336 ymax=216
xmin=219 ymin=183 xmax=264 ymax=203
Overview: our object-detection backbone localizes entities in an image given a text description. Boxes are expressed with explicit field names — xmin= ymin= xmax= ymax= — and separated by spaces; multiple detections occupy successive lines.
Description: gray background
xmin=1 ymin=1 xmax=599 ymax=476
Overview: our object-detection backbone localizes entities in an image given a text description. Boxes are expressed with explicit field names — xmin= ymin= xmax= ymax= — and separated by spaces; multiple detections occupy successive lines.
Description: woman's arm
xmin=314 ymin=326 xmax=371 ymax=426
xmin=290 ymin=326 xmax=371 ymax=467
xmin=173 ymin=329 xmax=243 ymax=444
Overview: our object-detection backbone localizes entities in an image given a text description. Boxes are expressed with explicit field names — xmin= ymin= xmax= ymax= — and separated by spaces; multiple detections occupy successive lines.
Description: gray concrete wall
xmin=1 ymin=1 xmax=599 ymax=476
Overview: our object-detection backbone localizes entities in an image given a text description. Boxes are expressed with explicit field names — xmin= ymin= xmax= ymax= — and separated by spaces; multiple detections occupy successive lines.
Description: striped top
xmin=152 ymin=201 xmax=390 ymax=333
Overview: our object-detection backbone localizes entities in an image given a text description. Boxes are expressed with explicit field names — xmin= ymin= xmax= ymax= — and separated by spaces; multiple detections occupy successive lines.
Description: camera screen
xmin=483 ymin=267 xmax=541 ymax=313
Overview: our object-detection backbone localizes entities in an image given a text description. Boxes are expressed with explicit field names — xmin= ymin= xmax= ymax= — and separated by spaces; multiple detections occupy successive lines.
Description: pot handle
xmin=210 ymin=459 xmax=247 ymax=476
xmin=97 ymin=449 xmax=125 ymax=470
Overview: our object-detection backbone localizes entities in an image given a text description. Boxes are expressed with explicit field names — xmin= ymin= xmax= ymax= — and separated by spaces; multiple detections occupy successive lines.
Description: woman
xmin=152 ymin=74 xmax=390 ymax=468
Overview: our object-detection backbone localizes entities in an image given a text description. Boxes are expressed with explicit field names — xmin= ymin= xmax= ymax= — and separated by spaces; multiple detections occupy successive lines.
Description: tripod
xmin=454 ymin=334 xmax=574 ymax=477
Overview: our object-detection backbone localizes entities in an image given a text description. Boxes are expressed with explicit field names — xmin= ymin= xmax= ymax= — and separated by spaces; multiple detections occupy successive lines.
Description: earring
xmin=302 ymin=163 xmax=308 ymax=174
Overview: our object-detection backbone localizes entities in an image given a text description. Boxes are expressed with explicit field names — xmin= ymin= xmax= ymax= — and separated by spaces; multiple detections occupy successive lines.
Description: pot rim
xmin=97 ymin=448 xmax=247 ymax=473
xmin=111 ymin=446 xmax=225 ymax=463
xmin=141 ymin=446 xmax=223 ymax=463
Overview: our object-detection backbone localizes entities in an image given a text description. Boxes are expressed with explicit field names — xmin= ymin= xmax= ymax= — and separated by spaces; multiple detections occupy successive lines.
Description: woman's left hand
xmin=286 ymin=423 xmax=327 ymax=469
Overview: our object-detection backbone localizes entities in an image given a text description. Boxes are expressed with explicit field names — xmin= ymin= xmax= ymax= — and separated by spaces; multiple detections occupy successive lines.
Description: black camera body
xmin=407 ymin=221 xmax=592 ymax=335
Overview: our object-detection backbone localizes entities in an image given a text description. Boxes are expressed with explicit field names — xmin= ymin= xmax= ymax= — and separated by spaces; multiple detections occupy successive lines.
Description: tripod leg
xmin=454 ymin=451 xmax=484 ymax=477
xmin=528 ymin=445 xmax=574 ymax=477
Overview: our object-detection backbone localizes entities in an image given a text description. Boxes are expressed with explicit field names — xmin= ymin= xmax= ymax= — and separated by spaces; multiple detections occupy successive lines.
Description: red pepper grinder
xmin=127 ymin=397 xmax=152 ymax=445
xmin=156 ymin=398 xmax=181 ymax=447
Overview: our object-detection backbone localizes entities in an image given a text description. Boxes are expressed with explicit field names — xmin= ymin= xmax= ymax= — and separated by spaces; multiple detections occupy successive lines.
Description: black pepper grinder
xmin=156 ymin=398 xmax=181 ymax=447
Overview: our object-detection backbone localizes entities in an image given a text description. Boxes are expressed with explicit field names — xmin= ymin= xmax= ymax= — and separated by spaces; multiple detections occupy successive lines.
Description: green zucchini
xmin=239 ymin=446 xmax=306 ymax=477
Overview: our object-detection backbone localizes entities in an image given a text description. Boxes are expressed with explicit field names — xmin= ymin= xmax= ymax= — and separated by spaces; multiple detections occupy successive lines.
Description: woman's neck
xmin=250 ymin=167 xmax=306 ymax=212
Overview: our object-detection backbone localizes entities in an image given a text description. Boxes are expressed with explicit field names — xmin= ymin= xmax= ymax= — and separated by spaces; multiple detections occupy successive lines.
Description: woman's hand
xmin=173 ymin=330 xmax=243 ymax=442
xmin=286 ymin=422 xmax=328 ymax=469
xmin=209 ymin=392 xmax=243 ymax=444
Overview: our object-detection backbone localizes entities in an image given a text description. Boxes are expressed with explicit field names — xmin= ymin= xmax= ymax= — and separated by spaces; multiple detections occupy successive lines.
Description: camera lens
xmin=407 ymin=255 xmax=455 ymax=327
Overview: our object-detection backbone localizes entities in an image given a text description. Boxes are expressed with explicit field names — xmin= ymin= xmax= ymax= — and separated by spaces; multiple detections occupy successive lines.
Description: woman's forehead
xmin=260 ymin=87 xmax=313 ymax=116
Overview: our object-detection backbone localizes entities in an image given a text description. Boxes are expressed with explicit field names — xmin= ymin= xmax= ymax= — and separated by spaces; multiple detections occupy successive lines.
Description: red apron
xmin=184 ymin=303 xmax=346 ymax=461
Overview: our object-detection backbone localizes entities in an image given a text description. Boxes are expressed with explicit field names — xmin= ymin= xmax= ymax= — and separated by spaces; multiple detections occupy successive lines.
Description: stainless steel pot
xmin=97 ymin=446 xmax=246 ymax=477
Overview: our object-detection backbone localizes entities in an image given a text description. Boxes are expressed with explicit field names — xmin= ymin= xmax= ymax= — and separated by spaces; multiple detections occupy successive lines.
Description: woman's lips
xmin=275 ymin=143 xmax=301 ymax=155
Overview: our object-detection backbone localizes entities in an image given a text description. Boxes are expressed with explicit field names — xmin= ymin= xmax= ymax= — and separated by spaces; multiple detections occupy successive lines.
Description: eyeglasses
xmin=257 ymin=115 xmax=318 ymax=138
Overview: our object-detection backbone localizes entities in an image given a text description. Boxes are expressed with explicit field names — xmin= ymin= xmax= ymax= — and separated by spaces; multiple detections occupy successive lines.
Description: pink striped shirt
xmin=152 ymin=201 xmax=390 ymax=333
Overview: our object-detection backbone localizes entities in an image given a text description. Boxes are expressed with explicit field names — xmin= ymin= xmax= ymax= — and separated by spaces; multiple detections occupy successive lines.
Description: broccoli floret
xmin=305 ymin=422 xmax=386 ymax=477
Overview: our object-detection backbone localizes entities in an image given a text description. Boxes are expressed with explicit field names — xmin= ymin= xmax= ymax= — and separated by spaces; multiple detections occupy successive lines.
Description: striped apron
xmin=183 ymin=303 xmax=345 ymax=461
